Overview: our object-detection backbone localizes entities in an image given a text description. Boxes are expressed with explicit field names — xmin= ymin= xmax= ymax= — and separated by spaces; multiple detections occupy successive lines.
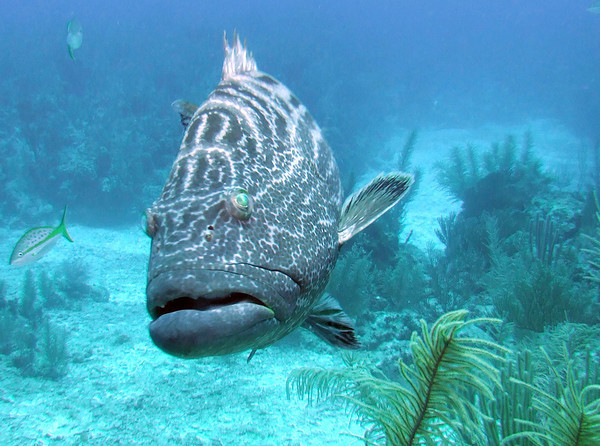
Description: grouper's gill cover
xmin=145 ymin=35 xmax=413 ymax=359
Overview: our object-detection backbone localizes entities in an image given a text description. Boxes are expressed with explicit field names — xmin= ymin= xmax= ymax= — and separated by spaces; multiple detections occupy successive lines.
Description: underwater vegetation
xmin=434 ymin=135 xmax=599 ymax=333
xmin=0 ymin=47 xmax=180 ymax=226
xmin=0 ymin=259 xmax=108 ymax=379
xmin=329 ymin=134 xmax=556 ymax=322
xmin=288 ymin=311 xmax=506 ymax=444
xmin=488 ymin=348 xmax=600 ymax=446
xmin=0 ymin=271 xmax=68 ymax=379
xmin=326 ymin=243 xmax=376 ymax=319
xmin=288 ymin=311 xmax=600 ymax=445
xmin=583 ymin=193 xmax=600 ymax=284
xmin=323 ymin=131 xmax=600 ymax=403
xmin=435 ymin=133 xmax=549 ymax=218
xmin=484 ymin=214 xmax=597 ymax=332
xmin=430 ymin=134 xmax=557 ymax=309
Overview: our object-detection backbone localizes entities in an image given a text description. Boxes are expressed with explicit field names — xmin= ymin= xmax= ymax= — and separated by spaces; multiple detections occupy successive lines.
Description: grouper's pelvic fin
xmin=171 ymin=100 xmax=199 ymax=129
xmin=247 ymin=349 xmax=258 ymax=363
xmin=302 ymin=294 xmax=360 ymax=349
xmin=338 ymin=172 xmax=413 ymax=246
xmin=222 ymin=32 xmax=257 ymax=80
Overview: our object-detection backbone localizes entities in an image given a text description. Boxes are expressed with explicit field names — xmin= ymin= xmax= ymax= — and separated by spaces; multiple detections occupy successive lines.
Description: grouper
xmin=144 ymin=34 xmax=412 ymax=359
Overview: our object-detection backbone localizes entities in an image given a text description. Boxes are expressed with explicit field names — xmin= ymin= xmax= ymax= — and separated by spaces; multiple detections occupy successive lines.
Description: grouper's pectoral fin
xmin=171 ymin=99 xmax=199 ymax=129
xmin=302 ymin=294 xmax=360 ymax=349
xmin=338 ymin=172 xmax=413 ymax=246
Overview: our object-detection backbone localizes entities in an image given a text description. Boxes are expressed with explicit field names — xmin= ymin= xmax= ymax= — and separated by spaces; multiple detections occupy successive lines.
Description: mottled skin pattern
xmin=145 ymin=48 xmax=344 ymax=357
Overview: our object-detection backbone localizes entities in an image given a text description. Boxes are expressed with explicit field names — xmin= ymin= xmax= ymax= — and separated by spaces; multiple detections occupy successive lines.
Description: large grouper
xmin=144 ymin=34 xmax=413 ymax=360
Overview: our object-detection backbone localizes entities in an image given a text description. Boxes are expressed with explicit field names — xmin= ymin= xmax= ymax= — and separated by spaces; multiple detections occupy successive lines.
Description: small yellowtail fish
xmin=10 ymin=206 xmax=73 ymax=266
xmin=66 ymin=18 xmax=83 ymax=60
xmin=589 ymin=1 xmax=600 ymax=13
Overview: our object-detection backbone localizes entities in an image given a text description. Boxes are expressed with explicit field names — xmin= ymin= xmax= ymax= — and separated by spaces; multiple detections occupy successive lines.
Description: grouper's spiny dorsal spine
xmin=222 ymin=33 xmax=257 ymax=80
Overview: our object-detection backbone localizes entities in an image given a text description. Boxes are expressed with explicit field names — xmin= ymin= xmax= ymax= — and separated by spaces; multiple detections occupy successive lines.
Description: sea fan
xmin=287 ymin=310 xmax=506 ymax=444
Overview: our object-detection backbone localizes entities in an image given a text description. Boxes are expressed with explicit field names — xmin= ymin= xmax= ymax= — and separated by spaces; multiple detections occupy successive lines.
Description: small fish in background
xmin=66 ymin=18 xmax=83 ymax=60
xmin=588 ymin=2 xmax=600 ymax=13
xmin=10 ymin=206 xmax=73 ymax=266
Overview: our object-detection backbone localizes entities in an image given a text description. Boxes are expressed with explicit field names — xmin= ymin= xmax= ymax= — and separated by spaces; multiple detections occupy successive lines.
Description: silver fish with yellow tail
xmin=10 ymin=206 xmax=73 ymax=266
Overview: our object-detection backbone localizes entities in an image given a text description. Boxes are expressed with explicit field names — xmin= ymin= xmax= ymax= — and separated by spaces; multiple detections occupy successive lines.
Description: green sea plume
xmin=287 ymin=310 xmax=506 ymax=444
xmin=502 ymin=349 xmax=600 ymax=446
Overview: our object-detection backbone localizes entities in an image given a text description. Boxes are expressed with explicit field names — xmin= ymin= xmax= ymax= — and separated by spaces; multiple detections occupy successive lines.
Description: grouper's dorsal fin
xmin=171 ymin=100 xmax=198 ymax=129
xmin=222 ymin=32 xmax=257 ymax=80
xmin=302 ymin=294 xmax=360 ymax=350
xmin=338 ymin=172 xmax=413 ymax=246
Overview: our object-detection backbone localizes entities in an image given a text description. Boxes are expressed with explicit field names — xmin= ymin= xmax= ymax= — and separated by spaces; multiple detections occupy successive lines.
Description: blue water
xmin=1 ymin=1 xmax=599 ymax=444
xmin=1 ymin=0 xmax=597 ymax=225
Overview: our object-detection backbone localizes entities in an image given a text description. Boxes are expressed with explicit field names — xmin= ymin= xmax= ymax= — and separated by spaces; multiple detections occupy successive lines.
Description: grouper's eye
xmin=225 ymin=187 xmax=253 ymax=221
xmin=142 ymin=210 xmax=158 ymax=237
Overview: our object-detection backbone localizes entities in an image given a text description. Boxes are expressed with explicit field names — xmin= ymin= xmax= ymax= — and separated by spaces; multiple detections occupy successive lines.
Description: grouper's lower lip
xmin=149 ymin=304 xmax=275 ymax=358
xmin=146 ymin=266 xmax=296 ymax=358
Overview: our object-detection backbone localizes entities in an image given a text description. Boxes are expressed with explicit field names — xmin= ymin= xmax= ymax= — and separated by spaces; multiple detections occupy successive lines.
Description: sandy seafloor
xmin=0 ymin=120 xmax=583 ymax=445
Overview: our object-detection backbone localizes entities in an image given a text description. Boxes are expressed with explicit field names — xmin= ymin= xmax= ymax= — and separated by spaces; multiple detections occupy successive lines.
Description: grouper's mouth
xmin=146 ymin=267 xmax=297 ymax=358
xmin=151 ymin=293 xmax=269 ymax=320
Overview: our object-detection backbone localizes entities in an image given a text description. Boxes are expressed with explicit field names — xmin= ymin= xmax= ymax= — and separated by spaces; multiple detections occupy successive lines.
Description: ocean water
xmin=1 ymin=1 xmax=599 ymax=444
